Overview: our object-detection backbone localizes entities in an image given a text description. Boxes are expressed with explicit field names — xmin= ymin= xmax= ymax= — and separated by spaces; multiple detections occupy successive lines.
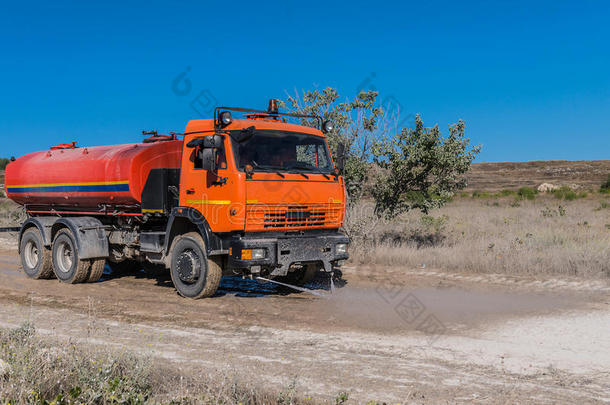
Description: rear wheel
xmin=169 ymin=232 xmax=221 ymax=299
xmin=51 ymin=229 xmax=90 ymax=284
xmin=87 ymin=259 xmax=106 ymax=283
xmin=20 ymin=228 xmax=53 ymax=279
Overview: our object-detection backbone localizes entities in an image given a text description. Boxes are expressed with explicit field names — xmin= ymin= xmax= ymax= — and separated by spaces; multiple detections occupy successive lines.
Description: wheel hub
xmin=56 ymin=241 xmax=73 ymax=273
xmin=24 ymin=240 xmax=39 ymax=269
xmin=176 ymin=250 xmax=201 ymax=283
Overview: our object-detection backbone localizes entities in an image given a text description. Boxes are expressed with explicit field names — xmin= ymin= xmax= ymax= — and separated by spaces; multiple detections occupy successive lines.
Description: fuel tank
xmin=5 ymin=140 xmax=182 ymax=210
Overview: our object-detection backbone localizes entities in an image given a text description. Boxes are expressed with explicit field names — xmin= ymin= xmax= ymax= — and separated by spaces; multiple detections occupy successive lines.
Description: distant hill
xmin=465 ymin=160 xmax=610 ymax=191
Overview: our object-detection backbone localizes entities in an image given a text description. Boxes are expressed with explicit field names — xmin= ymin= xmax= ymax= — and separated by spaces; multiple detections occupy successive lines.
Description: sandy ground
xmin=0 ymin=234 xmax=609 ymax=403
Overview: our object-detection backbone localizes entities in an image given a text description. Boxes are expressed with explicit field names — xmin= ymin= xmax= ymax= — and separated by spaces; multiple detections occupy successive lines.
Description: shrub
xmin=420 ymin=214 xmax=449 ymax=233
xmin=0 ymin=158 xmax=10 ymax=171
xmin=472 ymin=190 xmax=491 ymax=198
xmin=497 ymin=189 xmax=516 ymax=197
xmin=601 ymin=174 xmax=610 ymax=193
xmin=540 ymin=206 xmax=565 ymax=218
xmin=594 ymin=201 xmax=610 ymax=211
xmin=517 ymin=187 xmax=537 ymax=200
xmin=553 ymin=186 xmax=587 ymax=201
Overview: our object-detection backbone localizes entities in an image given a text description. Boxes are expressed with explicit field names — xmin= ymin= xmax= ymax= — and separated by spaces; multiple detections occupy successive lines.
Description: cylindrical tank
xmin=5 ymin=140 xmax=182 ymax=210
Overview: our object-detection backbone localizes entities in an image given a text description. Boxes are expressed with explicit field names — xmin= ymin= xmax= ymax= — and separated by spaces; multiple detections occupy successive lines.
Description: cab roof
xmin=184 ymin=118 xmax=324 ymax=137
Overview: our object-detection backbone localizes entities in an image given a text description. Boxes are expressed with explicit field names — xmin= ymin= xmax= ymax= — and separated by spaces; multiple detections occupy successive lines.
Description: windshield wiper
xmin=310 ymin=166 xmax=331 ymax=180
xmin=286 ymin=162 xmax=331 ymax=179
xmin=250 ymin=161 xmax=285 ymax=178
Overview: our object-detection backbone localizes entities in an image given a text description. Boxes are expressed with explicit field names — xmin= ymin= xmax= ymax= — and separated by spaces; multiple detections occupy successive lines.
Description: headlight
xmin=219 ymin=111 xmax=232 ymax=127
xmin=322 ymin=120 xmax=334 ymax=133
xmin=241 ymin=248 xmax=266 ymax=260
xmin=336 ymin=243 xmax=347 ymax=255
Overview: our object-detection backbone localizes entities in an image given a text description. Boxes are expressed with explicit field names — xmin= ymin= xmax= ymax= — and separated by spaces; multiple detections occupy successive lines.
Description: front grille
xmin=246 ymin=203 xmax=342 ymax=231
xmin=264 ymin=206 xmax=326 ymax=228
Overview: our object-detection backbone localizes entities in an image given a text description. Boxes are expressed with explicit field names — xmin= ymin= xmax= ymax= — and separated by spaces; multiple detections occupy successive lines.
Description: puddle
xmin=315 ymin=286 xmax=581 ymax=333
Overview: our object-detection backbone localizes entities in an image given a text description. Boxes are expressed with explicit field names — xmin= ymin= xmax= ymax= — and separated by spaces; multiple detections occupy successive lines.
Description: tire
xmin=51 ymin=229 xmax=91 ymax=284
xmin=277 ymin=263 xmax=319 ymax=286
xmin=87 ymin=259 xmax=106 ymax=283
xmin=19 ymin=228 xmax=53 ymax=279
xmin=169 ymin=232 xmax=221 ymax=299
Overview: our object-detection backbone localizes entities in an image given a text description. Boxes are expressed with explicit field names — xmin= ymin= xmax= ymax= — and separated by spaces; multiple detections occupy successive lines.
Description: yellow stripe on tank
xmin=7 ymin=180 xmax=130 ymax=188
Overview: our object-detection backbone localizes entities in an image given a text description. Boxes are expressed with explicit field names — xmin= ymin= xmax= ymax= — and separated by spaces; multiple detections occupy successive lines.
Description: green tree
xmin=0 ymin=158 xmax=10 ymax=171
xmin=285 ymin=87 xmax=383 ymax=202
xmin=372 ymin=115 xmax=480 ymax=218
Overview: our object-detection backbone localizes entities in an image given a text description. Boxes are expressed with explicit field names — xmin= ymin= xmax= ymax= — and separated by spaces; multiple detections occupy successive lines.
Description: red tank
xmin=5 ymin=140 xmax=182 ymax=210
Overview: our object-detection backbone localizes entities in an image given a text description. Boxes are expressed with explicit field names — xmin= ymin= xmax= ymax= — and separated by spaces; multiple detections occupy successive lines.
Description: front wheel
xmin=169 ymin=232 xmax=221 ymax=299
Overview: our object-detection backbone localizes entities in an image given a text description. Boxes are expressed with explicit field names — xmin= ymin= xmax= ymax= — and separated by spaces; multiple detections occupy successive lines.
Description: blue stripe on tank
xmin=7 ymin=184 xmax=130 ymax=193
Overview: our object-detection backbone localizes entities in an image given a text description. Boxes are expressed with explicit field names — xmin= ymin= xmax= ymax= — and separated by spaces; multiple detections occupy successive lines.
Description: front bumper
xmin=227 ymin=231 xmax=349 ymax=276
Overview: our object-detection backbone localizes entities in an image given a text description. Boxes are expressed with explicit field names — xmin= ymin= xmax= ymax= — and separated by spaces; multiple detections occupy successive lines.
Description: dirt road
xmin=0 ymin=238 xmax=608 ymax=403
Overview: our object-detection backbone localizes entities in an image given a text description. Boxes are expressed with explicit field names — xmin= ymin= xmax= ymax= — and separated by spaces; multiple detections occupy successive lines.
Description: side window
xmin=217 ymin=148 xmax=227 ymax=170
xmin=192 ymin=147 xmax=203 ymax=169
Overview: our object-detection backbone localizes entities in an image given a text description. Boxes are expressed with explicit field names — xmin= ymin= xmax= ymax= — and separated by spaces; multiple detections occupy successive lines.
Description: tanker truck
xmin=4 ymin=100 xmax=349 ymax=298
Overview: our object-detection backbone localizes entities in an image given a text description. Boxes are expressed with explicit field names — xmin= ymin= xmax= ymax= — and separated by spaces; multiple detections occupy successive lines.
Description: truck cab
xmin=159 ymin=105 xmax=348 ymax=297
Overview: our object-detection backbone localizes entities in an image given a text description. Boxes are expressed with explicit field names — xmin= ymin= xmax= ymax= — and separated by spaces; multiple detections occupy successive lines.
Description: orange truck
xmin=4 ymin=100 xmax=349 ymax=298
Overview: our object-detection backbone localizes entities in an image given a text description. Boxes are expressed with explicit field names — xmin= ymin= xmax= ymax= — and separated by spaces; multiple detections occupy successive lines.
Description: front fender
xmin=164 ymin=207 xmax=226 ymax=256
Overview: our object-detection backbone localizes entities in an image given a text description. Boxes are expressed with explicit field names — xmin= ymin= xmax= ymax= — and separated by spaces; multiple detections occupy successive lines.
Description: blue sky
xmin=1 ymin=0 xmax=608 ymax=161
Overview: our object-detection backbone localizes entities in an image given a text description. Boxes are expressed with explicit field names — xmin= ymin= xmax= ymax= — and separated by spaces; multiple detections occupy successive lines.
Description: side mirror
xmin=336 ymin=142 xmax=346 ymax=172
xmin=202 ymin=135 xmax=224 ymax=148
xmin=200 ymin=148 xmax=217 ymax=173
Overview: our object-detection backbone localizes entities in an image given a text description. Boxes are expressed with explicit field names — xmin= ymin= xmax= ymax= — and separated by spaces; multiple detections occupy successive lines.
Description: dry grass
xmin=0 ymin=170 xmax=23 ymax=226
xmin=346 ymin=194 xmax=610 ymax=278
xmin=0 ymin=198 xmax=22 ymax=227
xmin=0 ymin=323 xmax=309 ymax=404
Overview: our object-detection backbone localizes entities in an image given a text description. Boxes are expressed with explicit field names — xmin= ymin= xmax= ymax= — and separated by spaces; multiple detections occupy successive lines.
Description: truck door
xmin=179 ymin=134 xmax=245 ymax=233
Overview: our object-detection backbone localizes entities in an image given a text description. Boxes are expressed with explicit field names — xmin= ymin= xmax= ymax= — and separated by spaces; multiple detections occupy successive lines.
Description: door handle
xmin=186 ymin=188 xmax=195 ymax=195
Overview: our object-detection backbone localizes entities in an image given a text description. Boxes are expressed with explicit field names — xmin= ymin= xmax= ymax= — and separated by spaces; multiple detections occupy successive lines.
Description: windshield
xmin=231 ymin=130 xmax=334 ymax=173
